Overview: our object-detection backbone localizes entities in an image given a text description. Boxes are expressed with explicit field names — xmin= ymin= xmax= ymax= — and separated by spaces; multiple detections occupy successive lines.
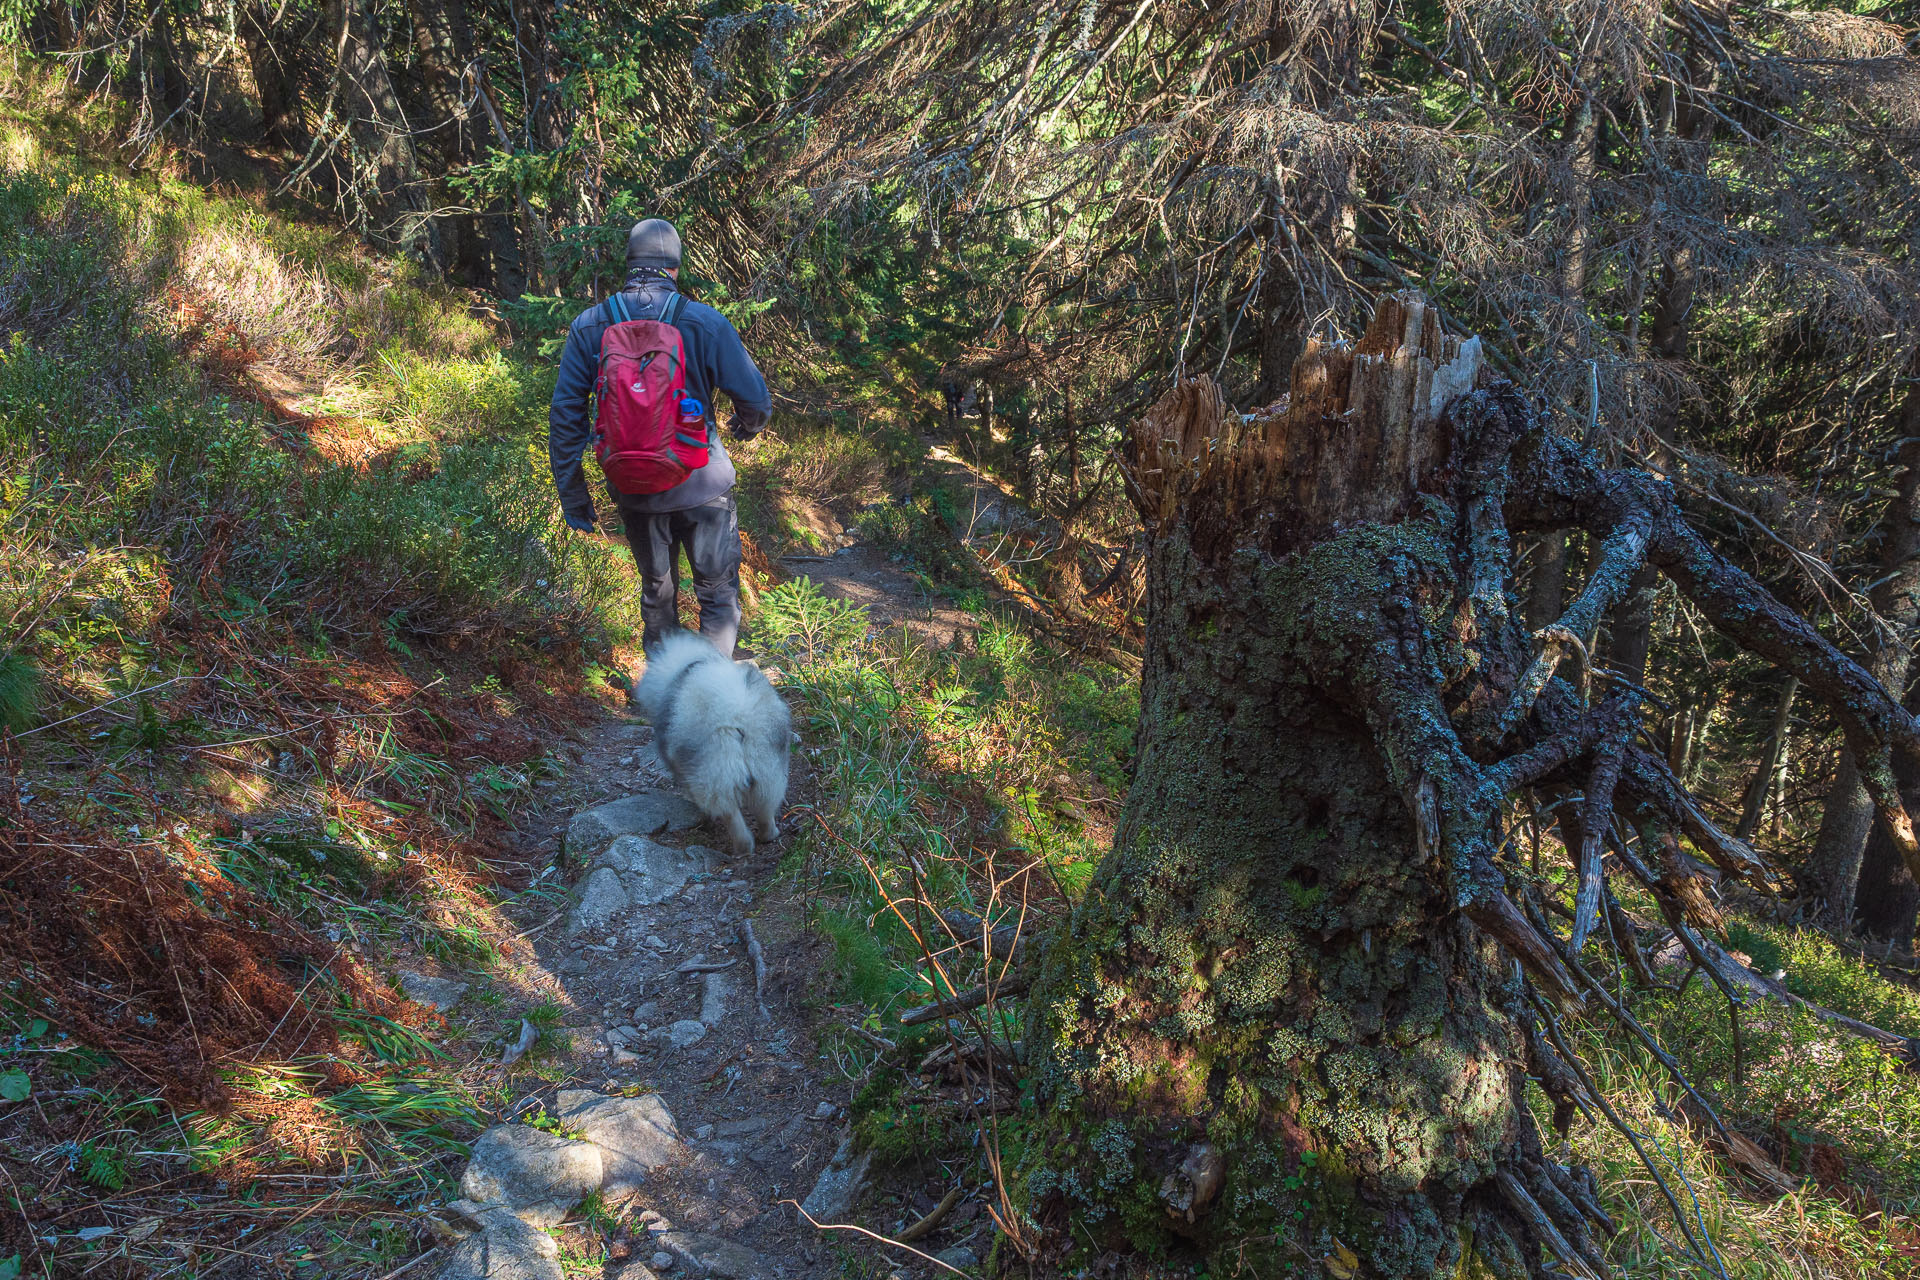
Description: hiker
xmin=549 ymin=218 xmax=772 ymax=658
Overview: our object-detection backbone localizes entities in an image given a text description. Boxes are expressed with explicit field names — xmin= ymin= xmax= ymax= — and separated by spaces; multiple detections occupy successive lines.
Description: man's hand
xmin=728 ymin=416 xmax=765 ymax=441
xmin=564 ymin=512 xmax=598 ymax=533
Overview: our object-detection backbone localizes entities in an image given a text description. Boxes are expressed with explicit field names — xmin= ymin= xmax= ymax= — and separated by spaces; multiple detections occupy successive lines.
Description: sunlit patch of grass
xmin=1557 ymin=1014 xmax=1920 ymax=1278
xmin=525 ymin=998 xmax=573 ymax=1058
xmin=1724 ymin=920 xmax=1920 ymax=1036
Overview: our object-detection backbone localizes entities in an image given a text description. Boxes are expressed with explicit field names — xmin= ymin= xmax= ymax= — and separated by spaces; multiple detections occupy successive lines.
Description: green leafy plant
xmin=754 ymin=577 xmax=870 ymax=660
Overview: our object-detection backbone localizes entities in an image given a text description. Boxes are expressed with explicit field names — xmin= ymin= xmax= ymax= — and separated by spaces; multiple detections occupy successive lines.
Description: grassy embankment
xmin=0 ymin=77 xmax=651 ymax=1276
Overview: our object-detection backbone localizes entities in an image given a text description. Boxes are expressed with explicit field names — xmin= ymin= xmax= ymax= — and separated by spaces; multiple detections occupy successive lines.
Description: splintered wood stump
xmin=1132 ymin=293 xmax=1484 ymax=554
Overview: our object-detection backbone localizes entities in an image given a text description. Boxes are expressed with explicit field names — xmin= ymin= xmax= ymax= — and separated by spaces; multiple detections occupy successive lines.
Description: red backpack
xmin=592 ymin=291 xmax=710 ymax=494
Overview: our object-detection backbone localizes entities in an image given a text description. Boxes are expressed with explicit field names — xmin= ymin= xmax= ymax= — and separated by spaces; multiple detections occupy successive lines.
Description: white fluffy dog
xmin=634 ymin=632 xmax=792 ymax=857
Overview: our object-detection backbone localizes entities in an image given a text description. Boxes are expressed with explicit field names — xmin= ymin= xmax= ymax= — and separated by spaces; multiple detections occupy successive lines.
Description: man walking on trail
xmin=548 ymin=218 xmax=772 ymax=658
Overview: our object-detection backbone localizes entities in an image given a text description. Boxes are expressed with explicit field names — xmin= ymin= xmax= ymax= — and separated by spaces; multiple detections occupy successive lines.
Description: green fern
xmin=0 ymin=653 xmax=40 ymax=732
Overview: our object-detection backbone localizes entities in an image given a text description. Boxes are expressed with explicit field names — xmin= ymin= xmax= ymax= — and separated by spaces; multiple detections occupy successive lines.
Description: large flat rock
xmin=568 ymin=793 xmax=702 ymax=855
xmin=799 ymin=1136 xmax=871 ymax=1224
xmin=399 ymin=969 xmax=469 ymax=1011
xmin=436 ymin=1204 xmax=563 ymax=1280
xmin=458 ymin=1125 xmax=603 ymax=1227
xmin=568 ymin=866 xmax=631 ymax=936
xmin=556 ymin=1090 xmax=685 ymax=1199
xmin=599 ymin=835 xmax=710 ymax=906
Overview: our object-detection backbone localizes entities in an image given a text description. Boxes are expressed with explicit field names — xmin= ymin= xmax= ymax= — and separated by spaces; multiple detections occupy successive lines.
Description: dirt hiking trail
xmin=427 ymin=507 xmax=994 ymax=1280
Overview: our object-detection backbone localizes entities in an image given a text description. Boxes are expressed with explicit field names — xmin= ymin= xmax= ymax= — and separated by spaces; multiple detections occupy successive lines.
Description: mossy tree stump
xmin=1020 ymin=294 xmax=1920 ymax=1278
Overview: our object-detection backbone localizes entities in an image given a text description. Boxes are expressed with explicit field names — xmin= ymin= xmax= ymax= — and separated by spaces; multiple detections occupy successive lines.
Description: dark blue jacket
xmin=549 ymin=273 xmax=772 ymax=520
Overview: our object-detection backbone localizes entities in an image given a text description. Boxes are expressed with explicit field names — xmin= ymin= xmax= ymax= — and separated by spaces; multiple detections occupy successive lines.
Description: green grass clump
xmin=0 ymin=651 xmax=38 ymax=730
xmin=756 ymin=574 xmax=1131 ymax=1076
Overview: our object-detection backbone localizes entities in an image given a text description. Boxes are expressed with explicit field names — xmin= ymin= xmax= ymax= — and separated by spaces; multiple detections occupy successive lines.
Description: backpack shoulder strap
xmin=660 ymin=292 xmax=685 ymax=327
xmin=606 ymin=291 xmax=630 ymax=324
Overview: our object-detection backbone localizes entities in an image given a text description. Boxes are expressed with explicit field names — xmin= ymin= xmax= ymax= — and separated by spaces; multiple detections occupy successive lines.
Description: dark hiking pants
xmin=620 ymin=492 xmax=741 ymax=656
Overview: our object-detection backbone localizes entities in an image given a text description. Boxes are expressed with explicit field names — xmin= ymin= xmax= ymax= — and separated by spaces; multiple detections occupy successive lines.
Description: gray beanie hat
xmin=626 ymin=218 xmax=683 ymax=271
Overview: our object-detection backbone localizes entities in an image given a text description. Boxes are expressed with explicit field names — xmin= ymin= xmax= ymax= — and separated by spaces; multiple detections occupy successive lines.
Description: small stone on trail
xmin=458 ymin=1124 xmax=602 ymax=1227
xmin=653 ymin=1252 xmax=676 ymax=1270
xmin=646 ymin=936 xmax=669 ymax=949
xmin=555 ymin=1089 xmax=685 ymax=1198
xmin=699 ymin=972 xmax=729 ymax=1026
xmin=799 ymin=1136 xmax=872 ymax=1224
xmin=613 ymin=1048 xmax=640 ymax=1065
xmin=398 ymin=969 xmax=468 ymax=1011
xmin=647 ymin=1019 xmax=709 ymax=1049
xmin=811 ymin=1102 xmax=836 ymax=1121
xmin=933 ymin=1246 xmax=979 ymax=1271
xmin=654 ymin=1229 xmax=768 ymax=1280
xmin=568 ymin=793 xmax=702 ymax=853
xmin=612 ymin=1264 xmax=661 ymax=1280
xmin=569 ymin=866 xmax=631 ymax=935
xmin=694 ymin=1124 xmax=715 ymax=1140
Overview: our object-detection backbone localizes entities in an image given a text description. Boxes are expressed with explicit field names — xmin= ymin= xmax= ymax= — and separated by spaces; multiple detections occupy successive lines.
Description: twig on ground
xmin=785 ymin=1200 xmax=971 ymax=1276
xmin=898 ymin=1187 xmax=964 ymax=1243
xmin=898 ymin=975 xmax=1034 ymax=1027
xmin=739 ymin=918 xmax=771 ymax=1020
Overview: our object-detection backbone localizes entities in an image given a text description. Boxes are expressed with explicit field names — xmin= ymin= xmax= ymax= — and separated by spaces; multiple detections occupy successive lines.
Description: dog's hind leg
xmin=722 ymin=806 xmax=754 ymax=859
xmin=750 ymin=780 xmax=781 ymax=843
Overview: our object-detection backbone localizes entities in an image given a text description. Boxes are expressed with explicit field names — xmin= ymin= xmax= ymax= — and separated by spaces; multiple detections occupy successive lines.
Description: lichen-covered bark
xmin=1026 ymin=515 xmax=1531 ymax=1276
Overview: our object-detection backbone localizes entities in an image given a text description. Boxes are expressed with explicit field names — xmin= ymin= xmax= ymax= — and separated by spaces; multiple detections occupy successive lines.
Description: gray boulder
xmin=458 ymin=1125 xmax=602 ymax=1227
xmin=568 ymin=867 xmax=631 ymax=936
xmin=399 ymin=969 xmax=469 ymax=1011
xmin=933 ymin=1246 xmax=979 ymax=1272
xmin=601 ymin=836 xmax=710 ymax=906
xmin=646 ymin=1019 xmax=708 ymax=1050
xmin=799 ymin=1136 xmax=872 ymax=1224
xmin=436 ymin=1202 xmax=564 ymax=1280
xmin=568 ymin=793 xmax=702 ymax=854
xmin=556 ymin=1090 xmax=685 ymax=1199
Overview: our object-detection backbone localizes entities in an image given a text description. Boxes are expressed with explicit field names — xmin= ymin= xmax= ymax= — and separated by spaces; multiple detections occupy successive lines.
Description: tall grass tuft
xmin=0 ymin=651 xmax=38 ymax=730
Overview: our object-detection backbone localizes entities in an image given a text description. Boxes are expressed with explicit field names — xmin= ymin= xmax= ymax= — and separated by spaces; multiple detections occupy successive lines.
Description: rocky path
xmin=430 ymin=709 xmax=979 ymax=1280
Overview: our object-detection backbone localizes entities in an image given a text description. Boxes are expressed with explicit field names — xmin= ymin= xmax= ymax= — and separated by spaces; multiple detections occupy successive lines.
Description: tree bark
xmin=402 ymin=0 xmax=478 ymax=273
xmin=326 ymin=0 xmax=432 ymax=256
xmin=1254 ymin=4 xmax=1361 ymax=403
xmin=1026 ymin=298 xmax=1614 ymax=1276
xmin=1736 ymin=677 xmax=1798 ymax=842
xmin=240 ymin=1 xmax=297 ymax=148
xmin=1809 ymin=423 xmax=1920 ymax=925
xmin=1020 ymin=289 xmax=1920 ymax=1276
xmin=1856 ymin=736 xmax=1920 ymax=946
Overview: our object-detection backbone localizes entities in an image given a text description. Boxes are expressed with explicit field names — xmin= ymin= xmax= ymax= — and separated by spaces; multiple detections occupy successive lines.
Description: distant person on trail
xmin=548 ymin=217 xmax=772 ymax=659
